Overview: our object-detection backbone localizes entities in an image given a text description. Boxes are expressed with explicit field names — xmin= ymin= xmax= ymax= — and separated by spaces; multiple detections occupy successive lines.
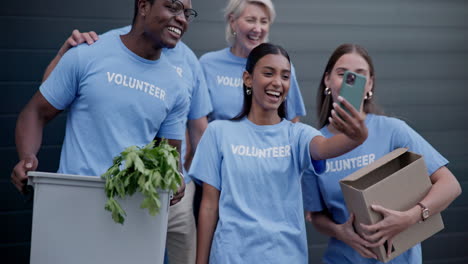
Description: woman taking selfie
xmin=302 ymin=43 xmax=461 ymax=264
xmin=190 ymin=43 xmax=368 ymax=263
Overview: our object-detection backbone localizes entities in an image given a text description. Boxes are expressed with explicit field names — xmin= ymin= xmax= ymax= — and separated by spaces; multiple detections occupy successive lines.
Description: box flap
xmin=340 ymin=148 xmax=408 ymax=183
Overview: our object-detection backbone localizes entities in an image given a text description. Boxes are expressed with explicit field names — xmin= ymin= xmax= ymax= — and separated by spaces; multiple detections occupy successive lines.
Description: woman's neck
xmin=247 ymin=107 xmax=281 ymax=126
xmin=230 ymin=43 xmax=250 ymax=58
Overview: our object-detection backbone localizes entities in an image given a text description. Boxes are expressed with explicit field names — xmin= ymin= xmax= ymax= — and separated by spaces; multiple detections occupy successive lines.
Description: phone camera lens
xmin=346 ymin=73 xmax=356 ymax=85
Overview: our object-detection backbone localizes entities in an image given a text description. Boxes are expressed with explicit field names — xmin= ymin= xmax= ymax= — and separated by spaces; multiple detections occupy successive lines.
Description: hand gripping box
xmin=28 ymin=171 xmax=171 ymax=264
xmin=339 ymin=148 xmax=444 ymax=263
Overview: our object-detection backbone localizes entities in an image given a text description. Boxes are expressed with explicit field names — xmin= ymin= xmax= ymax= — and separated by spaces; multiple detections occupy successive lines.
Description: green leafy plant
xmin=101 ymin=139 xmax=182 ymax=224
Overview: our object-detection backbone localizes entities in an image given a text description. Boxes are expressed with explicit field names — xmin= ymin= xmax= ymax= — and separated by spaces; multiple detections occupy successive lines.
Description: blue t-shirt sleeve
xmin=391 ymin=119 xmax=448 ymax=175
xmin=295 ymin=124 xmax=325 ymax=174
xmin=39 ymin=47 xmax=82 ymax=110
xmin=157 ymin=82 xmax=190 ymax=140
xmin=297 ymin=124 xmax=326 ymax=212
xmin=285 ymin=63 xmax=307 ymax=120
xmin=188 ymin=124 xmax=222 ymax=190
xmin=302 ymin=171 xmax=326 ymax=212
xmin=187 ymin=58 xmax=213 ymax=120
xmin=198 ymin=55 xmax=212 ymax=87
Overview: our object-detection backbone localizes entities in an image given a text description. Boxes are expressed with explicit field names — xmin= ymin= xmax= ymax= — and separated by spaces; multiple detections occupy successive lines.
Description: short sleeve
xmin=187 ymin=58 xmax=213 ymax=120
xmin=285 ymin=63 xmax=307 ymax=120
xmin=391 ymin=120 xmax=448 ymax=175
xmin=39 ymin=47 xmax=81 ymax=110
xmin=302 ymin=171 xmax=326 ymax=212
xmin=188 ymin=124 xmax=222 ymax=190
xmin=157 ymin=84 xmax=190 ymax=140
xmin=295 ymin=124 xmax=325 ymax=174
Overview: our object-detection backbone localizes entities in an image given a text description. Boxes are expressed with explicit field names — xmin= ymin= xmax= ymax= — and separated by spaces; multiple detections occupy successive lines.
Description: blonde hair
xmin=224 ymin=0 xmax=276 ymax=46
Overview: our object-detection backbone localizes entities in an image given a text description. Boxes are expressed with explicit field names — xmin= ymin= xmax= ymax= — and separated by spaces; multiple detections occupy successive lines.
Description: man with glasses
xmin=12 ymin=0 xmax=198 ymax=261
xmin=12 ymin=1 xmax=209 ymax=264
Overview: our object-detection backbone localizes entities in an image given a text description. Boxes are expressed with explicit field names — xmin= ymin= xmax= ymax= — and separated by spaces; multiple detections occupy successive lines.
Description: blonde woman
xmin=199 ymin=0 xmax=306 ymax=123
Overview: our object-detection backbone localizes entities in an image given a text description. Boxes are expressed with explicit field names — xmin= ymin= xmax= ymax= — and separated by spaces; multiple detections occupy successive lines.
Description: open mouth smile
xmin=265 ymin=90 xmax=283 ymax=102
xmin=247 ymin=34 xmax=262 ymax=42
xmin=168 ymin=26 xmax=182 ymax=36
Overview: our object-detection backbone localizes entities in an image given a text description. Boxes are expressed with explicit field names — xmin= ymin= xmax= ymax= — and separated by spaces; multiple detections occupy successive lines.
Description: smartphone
xmin=338 ymin=71 xmax=366 ymax=115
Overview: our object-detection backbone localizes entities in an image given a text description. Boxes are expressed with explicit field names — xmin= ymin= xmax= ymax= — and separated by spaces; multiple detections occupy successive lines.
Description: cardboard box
xmin=28 ymin=171 xmax=171 ymax=264
xmin=339 ymin=148 xmax=444 ymax=262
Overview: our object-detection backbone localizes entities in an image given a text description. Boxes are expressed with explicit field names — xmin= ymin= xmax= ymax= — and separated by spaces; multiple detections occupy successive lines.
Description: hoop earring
xmin=324 ymin=87 xmax=331 ymax=95
xmin=364 ymin=91 xmax=373 ymax=100
xmin=246 ymin=87 xmax=252 ymax=95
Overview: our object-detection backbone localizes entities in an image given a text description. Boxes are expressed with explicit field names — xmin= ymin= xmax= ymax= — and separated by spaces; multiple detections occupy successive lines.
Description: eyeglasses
xmin=166 ymin=0 xmax=198 ymax=23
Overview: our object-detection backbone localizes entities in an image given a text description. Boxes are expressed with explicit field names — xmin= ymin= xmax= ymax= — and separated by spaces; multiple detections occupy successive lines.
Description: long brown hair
xmin=316 ymin=44 xmax=382 ymax=128
xmin=232 ymin=43 xmax=289 ymax=120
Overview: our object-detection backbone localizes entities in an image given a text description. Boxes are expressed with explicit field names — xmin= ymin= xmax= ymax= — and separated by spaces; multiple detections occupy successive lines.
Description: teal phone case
xmin=339 ymin=71 xmax=366 ymax=114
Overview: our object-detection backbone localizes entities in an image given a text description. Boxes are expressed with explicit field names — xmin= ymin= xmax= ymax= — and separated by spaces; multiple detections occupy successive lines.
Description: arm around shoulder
xmin=43 ymin=29 xmax=99 ymax=82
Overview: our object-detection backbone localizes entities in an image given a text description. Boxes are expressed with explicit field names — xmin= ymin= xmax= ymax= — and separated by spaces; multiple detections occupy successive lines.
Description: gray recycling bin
xmin=28 ymin=171 xmax=170 ymax=264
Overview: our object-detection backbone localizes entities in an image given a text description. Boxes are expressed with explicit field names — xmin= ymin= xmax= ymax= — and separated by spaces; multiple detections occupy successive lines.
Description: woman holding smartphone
xmin=190 ymin=43 xmax=368 ymax=263
xmin=302 ymin=43 xmax=461 ymax=264
xmin=189 ymin=0 xmax=307 ymax=236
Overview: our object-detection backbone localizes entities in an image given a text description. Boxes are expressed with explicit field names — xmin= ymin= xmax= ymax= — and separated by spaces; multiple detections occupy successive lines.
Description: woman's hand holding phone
xmin=329 ymin=96 xmax=367 ymax=144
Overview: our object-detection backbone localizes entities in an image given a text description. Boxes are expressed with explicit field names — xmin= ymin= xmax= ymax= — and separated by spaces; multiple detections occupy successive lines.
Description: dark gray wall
xmin=1 ymin=0 xmax=467 ymax=263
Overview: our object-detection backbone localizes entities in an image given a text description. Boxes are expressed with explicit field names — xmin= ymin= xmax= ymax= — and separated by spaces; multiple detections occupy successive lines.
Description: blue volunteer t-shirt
xmin=104 ymin=26 xmax=213 ymax=182
xmin=40 ymin=33 xmax=189 ymax=177
xmin=302 ymin=114 xmax=448 ymax=264
xmin=189 ymin=118 xmax=324 ymax=263
xmin=164 ymin=40 xmax=213 ymax=183
xmin=199 ymin=47 xmax=306 ymax=121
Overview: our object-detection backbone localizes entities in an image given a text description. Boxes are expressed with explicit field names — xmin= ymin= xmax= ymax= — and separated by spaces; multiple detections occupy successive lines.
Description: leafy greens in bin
xmin=101 ymin=139 xmax=182 ymax=224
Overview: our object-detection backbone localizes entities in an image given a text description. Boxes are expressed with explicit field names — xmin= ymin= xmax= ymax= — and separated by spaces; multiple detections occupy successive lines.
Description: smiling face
xmin=324 ymin=52 xmax=374 ymax=108
xmin=230 ymin=3 xmax=270 ymax=57
xmin=243 ymin=53 xmax=291 ymax=117
xmin=139 ymin=0 xmax=191 ymax=49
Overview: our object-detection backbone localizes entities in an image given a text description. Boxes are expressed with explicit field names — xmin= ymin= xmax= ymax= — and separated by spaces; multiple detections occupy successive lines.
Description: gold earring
xmin=324 ymin=87 xmax=331 ymax=95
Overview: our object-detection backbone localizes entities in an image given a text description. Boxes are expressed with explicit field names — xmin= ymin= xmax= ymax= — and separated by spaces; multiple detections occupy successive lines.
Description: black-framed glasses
xmin=166 ymin=0 xmax=198 ymax=23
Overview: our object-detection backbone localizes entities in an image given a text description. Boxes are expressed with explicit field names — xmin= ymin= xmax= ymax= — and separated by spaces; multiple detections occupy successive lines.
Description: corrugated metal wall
xmin=1 ymin=0 xmax=467 ymax=263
